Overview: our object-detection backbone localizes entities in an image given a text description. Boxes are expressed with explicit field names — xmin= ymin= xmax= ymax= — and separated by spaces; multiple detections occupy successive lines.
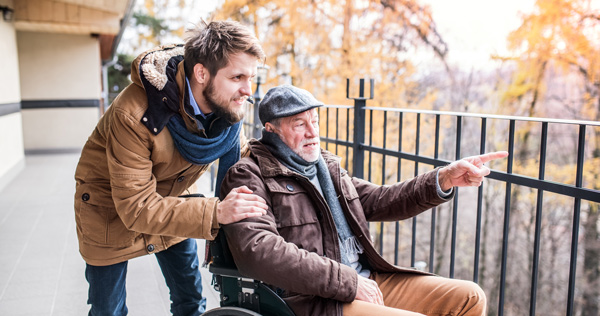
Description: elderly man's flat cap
xmin=258 ymin=85 xmax=324 ymax=125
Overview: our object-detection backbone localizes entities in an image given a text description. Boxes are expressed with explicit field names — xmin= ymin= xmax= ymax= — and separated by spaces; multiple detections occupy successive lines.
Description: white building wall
xmin=17 ymin=31 xmax=101 ymax=151
xmin=0 ymin=0 xmax=25 ymax=192
xmin=0 ymin=113 xmax=25 ymax=191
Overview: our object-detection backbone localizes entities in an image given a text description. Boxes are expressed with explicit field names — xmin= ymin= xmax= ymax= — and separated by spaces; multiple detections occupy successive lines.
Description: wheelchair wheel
xmin=202 ymin=306 xmax=262 ymax=316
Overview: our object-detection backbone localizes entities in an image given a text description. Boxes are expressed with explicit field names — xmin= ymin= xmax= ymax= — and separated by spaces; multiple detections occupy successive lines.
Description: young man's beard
xmin=203 ymin=80 xmax=244 ymax=124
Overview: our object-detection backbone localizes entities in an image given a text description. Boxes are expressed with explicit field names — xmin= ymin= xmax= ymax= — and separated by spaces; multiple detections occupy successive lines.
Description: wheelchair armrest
xmin=178 ymin=193 xmax=206 ymax=198
xmin=209 ymin=264 xmax=244 ymax=278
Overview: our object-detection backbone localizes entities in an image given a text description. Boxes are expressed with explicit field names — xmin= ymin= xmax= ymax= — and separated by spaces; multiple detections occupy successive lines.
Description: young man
xmin=220 ymin=85 xmax=509 ymax=316
xmin=74 ymin=21 xmax=269 ymax=315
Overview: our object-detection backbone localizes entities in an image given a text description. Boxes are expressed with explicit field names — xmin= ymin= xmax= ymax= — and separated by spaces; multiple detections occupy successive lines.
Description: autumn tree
xmin=108 ymin=0 xmax=189 ymax=103
xmin=122 ymin=0 xmax=189 ymax=53
xmin=212 ymin=0 xmax=447 ymax=104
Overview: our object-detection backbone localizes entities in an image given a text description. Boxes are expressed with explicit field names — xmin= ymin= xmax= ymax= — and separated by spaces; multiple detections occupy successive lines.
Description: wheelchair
xmin=202 ymin=229 xmax=296 ymax=316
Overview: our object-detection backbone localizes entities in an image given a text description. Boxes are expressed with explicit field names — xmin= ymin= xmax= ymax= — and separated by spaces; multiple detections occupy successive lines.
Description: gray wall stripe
xmin=21 ymin=99 xmax=100 ymax=109
xmin=0 ymin=102 xmax=21 ymax=117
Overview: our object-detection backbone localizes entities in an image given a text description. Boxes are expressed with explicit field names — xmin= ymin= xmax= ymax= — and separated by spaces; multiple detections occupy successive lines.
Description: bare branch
xmin=380 ymin=0 xmax=452 ymax=76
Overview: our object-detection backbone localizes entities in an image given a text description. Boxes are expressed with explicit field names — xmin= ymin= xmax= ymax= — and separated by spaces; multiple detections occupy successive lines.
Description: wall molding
xmin=25 ymin=148 xmax=82 ymax=155
xmin=21 ymin=99 xmax=99 ymax=109
xmin=0 ymin=102 xmax=21 ymax=117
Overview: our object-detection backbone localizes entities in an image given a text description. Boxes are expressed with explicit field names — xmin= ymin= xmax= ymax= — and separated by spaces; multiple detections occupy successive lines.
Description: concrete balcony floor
xmin=0 ymin=153 xmax=219 ymax=315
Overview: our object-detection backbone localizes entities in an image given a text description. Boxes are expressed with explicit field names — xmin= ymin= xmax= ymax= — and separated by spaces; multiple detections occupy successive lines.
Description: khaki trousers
xmin=343 ymin=272 xmax=487 ymax=316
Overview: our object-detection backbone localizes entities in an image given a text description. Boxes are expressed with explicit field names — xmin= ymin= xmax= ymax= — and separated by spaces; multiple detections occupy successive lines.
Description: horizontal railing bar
xmin=358 ymin=145 xmax=445 ymax=166
xmin=321 ymin=137 xmax=353 ymax=148
xmin=489 ymin=171 xmax=600 ymax=203
xmin=354 ymin=106 xmax=600 ymax=127
xmin=322 ymin=104 xmax=354 ymax=110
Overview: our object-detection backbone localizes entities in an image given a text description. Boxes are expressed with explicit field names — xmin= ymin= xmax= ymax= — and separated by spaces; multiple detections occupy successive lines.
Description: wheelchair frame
xmin=202 ymin=230 xmax=296 ymax=316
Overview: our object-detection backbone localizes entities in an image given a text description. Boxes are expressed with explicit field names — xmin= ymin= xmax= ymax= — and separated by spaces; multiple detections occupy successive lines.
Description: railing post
xmin=567 ymin=124 xmax=586 ymax=316
xmin=252 ymin=65 xmax=269 ymax=139
xmin=252 ymin=87 xmax=264 ymax=139
xmin=347 ymin=78 xmax=374 ymax=178
xmin=499 ymin=119 xmax=516 ymax=316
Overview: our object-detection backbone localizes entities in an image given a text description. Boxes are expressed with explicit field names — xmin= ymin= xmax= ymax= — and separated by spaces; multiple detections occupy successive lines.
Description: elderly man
xmin=220 ymin=85 xmax=507 ymax=316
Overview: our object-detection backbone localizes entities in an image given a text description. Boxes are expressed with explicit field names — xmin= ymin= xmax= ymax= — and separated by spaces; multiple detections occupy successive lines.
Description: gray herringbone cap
xmin=258 ymin=85 xmax=324 ymax=126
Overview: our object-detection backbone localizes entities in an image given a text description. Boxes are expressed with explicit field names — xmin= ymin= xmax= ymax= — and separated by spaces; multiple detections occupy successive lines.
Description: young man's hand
xmin=217 ymin=186 xmax=268 ymax=225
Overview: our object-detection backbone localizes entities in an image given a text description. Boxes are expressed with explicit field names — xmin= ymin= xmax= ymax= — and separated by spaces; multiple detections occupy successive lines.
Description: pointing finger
xmin=478 ymin=151 xmax=509 ymax=164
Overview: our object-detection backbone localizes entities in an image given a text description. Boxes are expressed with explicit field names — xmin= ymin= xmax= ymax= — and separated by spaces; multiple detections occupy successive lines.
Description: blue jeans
xmin=85 ymin=239 xmax=206 ymax=316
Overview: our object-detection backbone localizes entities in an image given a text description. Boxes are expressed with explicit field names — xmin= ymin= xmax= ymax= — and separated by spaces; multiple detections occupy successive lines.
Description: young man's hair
xmin=184 ymin=20 xmax=265 ymax=78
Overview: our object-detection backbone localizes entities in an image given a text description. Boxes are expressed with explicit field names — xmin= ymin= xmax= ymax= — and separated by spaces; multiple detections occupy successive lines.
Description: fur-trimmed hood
xmin=131 ymin=44 xmax=184 ymax=91
xmin=130 ymin=44 xmax=190 ymax=136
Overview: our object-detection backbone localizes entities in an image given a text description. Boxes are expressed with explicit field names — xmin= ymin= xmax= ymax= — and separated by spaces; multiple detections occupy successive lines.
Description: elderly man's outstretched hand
xmin=438 ymin=151 xmax=509 ymax=191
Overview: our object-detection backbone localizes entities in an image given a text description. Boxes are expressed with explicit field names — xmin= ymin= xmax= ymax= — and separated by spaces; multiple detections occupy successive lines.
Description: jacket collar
xmin=248 ymin=139 xmax=344 ymax=178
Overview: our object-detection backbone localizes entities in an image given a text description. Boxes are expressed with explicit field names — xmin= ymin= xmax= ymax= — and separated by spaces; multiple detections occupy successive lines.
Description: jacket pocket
xmin=266 ymin=178 xmax=323 ymax=254
xmin=75 ymin=184 xmax=136 ymax=247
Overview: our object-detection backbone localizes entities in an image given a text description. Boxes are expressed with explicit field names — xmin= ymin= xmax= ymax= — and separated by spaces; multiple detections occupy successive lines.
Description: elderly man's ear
xmin=265 ymin=123 xmax=275 ymax=133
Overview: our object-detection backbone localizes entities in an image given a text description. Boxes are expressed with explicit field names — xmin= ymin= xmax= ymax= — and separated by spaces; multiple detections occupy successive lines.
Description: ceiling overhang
xmin=12 ymin=0 xmax=135 ymax=61
xmin=13 ymin=0 xmax=130 ymax=35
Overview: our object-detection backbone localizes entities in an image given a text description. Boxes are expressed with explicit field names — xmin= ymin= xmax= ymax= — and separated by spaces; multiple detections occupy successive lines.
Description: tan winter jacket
xmin=74 ymin=44 xmax=248 ymax=266
xmin=220 ymin=140 xmax=451 ymax=316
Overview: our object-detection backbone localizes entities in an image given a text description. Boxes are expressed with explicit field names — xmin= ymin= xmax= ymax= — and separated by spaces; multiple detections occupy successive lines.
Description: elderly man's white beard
xmin=293 ymin=137 xmax=321 ymax=162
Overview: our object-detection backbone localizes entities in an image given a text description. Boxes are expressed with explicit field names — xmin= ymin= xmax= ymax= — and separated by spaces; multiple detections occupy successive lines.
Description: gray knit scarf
xmin=260 ymin=130 xmax=364 ymax=266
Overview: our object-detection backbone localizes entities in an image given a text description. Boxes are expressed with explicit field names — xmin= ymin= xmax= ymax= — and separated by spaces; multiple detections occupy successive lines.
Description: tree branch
xmin=380 ymin=0 xmax=452 ymax=76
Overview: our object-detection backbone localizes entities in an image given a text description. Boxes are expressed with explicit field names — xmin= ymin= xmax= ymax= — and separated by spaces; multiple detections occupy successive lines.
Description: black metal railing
xmin=315 ymin=79 xmax=600 ymax=316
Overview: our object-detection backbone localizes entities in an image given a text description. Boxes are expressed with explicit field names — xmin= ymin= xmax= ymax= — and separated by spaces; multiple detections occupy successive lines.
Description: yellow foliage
xmin=212 ymin=0 xmax=440 ymax=109
xmin=500 ymin=0 xmax=600 ymax=193
xmin=502 ymin=0 xmax=600 ymax=116
xmin=584 ymin=157 xmax=600 ymax=190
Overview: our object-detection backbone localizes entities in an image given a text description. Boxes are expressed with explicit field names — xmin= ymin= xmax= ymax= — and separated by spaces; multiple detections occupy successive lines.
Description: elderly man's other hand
xmin=438 ymin=151 xmax=509 ymax=191
xmin=355 ymin=274 xmax=384 ymax=305
xmin=217 ymin=186 xmax=268 ymax=225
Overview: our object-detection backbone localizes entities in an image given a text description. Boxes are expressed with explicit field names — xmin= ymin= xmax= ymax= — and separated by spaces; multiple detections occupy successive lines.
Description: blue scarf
xmin=167 ymin=114 xmax=241 ymax=197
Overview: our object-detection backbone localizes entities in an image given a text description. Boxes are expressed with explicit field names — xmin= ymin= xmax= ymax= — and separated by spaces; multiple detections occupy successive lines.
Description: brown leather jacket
xmin=74 ymin=45 xmax=248 ymax=266
xmin=220 ymin=140 xmax=451 ymax=316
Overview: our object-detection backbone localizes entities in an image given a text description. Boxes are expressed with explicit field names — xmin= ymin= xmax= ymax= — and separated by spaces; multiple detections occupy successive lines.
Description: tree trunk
xmin=340 ymin=0 xmax=352 ymax=80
